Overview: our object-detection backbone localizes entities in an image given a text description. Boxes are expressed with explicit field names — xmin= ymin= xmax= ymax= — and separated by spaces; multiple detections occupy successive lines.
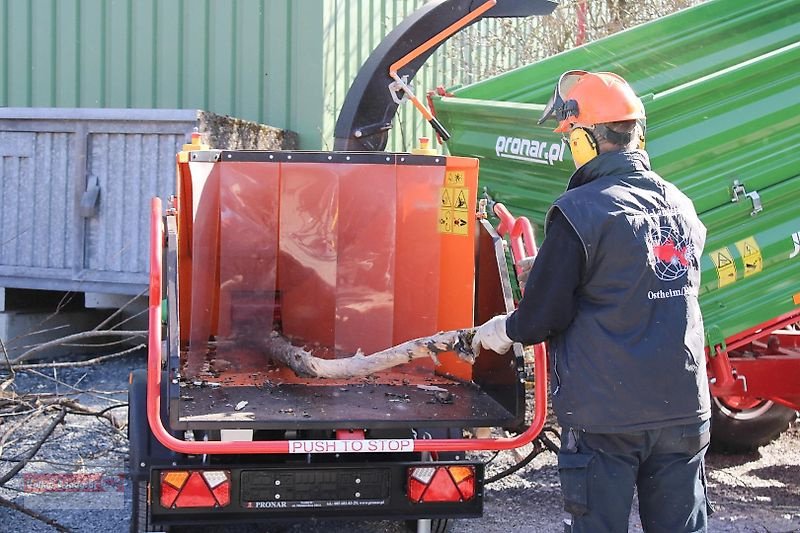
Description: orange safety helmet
xmin=539 ymin=70 xmax=645 ymax=133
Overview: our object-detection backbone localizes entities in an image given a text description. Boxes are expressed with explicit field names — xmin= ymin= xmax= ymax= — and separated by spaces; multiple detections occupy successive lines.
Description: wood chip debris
xmin=417 ymin=384 xmax=449 ymax=393
xmin=234 ymin=401 xmax=249 ymax=411
xmin=385 ymin=392 xmax=411 ymax=402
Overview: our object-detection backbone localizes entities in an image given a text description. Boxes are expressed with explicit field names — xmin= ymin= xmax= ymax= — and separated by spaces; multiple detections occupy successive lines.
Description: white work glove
xmin=472 ymin=314 xmax=513 ymax=355
xmin=516 ymin=256 xmax=535 ymax=287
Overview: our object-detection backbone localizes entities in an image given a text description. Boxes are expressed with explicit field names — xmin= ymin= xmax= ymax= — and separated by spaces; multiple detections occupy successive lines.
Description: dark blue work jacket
xmin=506 ymin=150 xmax=711 ymax=432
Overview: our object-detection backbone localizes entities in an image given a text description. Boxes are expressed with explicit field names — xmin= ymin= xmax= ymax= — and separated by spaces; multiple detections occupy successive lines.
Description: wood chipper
xmin=432 ymin=0 xmax=800 ymax=452
xmin=128 ymin=1 xmax=559 ymax=531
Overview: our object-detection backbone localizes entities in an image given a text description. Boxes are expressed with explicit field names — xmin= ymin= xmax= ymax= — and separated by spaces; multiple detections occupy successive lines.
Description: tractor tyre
xmin=710 ymin=397 xmax=797 ymax=453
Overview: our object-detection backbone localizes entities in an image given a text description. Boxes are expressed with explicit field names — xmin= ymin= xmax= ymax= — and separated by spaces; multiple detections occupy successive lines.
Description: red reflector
xmin=160 ymin=482 xmax=180 ymax=508
xmin=160 ymin=470 xmax=231 ymax=509
xmin=174 ymin=472 xmax=217 ymax=508
xmin=212 ymin=480 xmax=231 ymax=507
xmin=424 ymin=468 xmax=461 ymax=502
xmin=408 ymin=477 xmax=427 ymax=502
xmin=407 ymin=466 xmax=476 ymax=503
xmin=457 ymin=477 xmax=475 ymax=501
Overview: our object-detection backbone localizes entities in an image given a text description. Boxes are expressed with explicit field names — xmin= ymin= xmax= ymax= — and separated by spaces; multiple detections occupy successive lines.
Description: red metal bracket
xmin=708 ymin=345 xmax=747 ymax=397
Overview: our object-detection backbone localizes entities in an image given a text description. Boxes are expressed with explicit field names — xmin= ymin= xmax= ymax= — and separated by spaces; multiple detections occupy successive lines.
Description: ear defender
xmin=568 ymin=127 xmax=599 ymax=168
xmin=636 ymin=120 xmax=646 ymax=150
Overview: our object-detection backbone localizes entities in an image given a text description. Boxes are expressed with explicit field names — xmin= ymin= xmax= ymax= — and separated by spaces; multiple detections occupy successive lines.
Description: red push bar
xmin=492 ymin=202 xmax=549 ymax=373
xmin=147 ymin=197 xmax=548 ymax=454
xmin=493 ymin=203 xmax=537 ymax=281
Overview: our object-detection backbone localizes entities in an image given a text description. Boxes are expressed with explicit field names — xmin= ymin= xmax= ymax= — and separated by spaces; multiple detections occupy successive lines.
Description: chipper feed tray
xmin=165 ymin=150 xmax=525 ymax=432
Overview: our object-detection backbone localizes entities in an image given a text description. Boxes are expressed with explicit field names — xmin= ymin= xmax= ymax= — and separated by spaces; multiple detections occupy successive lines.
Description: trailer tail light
xmin=159 ymin=470 xmax=231 ymax=509
xmin=407 ymin=465 xmax=475 ymax=503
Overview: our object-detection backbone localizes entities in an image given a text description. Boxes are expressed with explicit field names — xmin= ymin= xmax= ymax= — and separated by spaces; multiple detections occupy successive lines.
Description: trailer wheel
xmin=130 ymin=480 xmax=170 ymax=533
xmin=710 ymin=397 xmax=797 ymax=453
xmin=128 ymin=369 xmax=176 ymax=533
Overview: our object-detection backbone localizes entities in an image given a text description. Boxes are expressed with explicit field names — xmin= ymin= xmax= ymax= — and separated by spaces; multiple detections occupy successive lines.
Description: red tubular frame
xmin=492 ymin=202 xmax=549 ymax=377
xmin=493 ymin=203 xmax=538 ymax=280
xmin=147 ymin=198 xmax=547 ymax=455
xmin=708 ymin=309 xmax=800 ymax=408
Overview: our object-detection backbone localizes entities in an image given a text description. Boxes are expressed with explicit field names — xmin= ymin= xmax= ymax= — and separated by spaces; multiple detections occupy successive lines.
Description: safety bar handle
xmin=147 ymin=197 xmax=547 ymax=454
xmin=493 ymin=202 xmax=538 ymax=281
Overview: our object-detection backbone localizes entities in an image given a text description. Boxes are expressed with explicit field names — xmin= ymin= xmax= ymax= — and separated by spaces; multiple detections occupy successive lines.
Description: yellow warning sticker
xmin=452 ymin=212 xmax=469 ymax=235
xmin=440 ymin=188 xmax=452 ymax=208
xmin=445 ymin=170 xmax=465 ymax=187
xmin=438 ymin=208 xmax=453 ymax=234
xmin=734 ymin=237 xmax=763 ymax=277
xmin=453 ymin=188 xmax=469 ymax=211
xmin=709 ymin=247 xmax=737 ymax=288
xmin=438 ymin=185 xmax=470 ymax=236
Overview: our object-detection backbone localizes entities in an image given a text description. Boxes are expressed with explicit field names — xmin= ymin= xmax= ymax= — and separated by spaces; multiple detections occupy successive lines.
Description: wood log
xmin=262 ymin=329 xmax=477 ymax=379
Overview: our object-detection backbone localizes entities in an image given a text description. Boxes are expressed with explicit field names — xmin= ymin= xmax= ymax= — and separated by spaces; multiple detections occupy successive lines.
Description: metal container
xmin=0 ymin=107 xmax=294 ymax=295
xmin=433 ymin=0 xmax=800 ymax=345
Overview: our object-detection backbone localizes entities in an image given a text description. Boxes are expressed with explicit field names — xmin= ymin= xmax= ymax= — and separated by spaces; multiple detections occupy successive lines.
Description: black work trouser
xmin=558 ymin=420 xmax=712 ymax=533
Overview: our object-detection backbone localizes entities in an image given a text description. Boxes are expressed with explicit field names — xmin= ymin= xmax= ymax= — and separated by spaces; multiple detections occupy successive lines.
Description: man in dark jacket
xmin=472 ymin=71 xmax=712 ymax=532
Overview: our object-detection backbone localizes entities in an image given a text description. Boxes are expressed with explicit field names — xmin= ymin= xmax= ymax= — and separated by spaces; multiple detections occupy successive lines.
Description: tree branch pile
xmin=0 ymin=291 xmax=144 ymax=531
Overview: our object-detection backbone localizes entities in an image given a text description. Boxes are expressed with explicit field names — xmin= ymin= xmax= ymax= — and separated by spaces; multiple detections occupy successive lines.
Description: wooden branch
xmin=0 ymin=407 xmax=66 ymax=487
xmin=8 ymin=330 xmax=146 ymax=364
xmin=91 ymin=289 xmax=147 ymax=332
xmin=263 ymin=328 xmax=477 ymax=379
xmin=8 ymin=344 xmax=145 ymax=371
xmin=0 ymin=337 xmax=13 ymax=378
xmin=56 ymin=399 xmax=127 ymax=431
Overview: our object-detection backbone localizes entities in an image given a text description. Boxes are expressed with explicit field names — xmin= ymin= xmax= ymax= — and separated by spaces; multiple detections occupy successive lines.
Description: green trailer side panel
xmin=450 ymin=0 xmax=800 ymax=104
xmin=435 ymin=0 xmax=800 ymax=345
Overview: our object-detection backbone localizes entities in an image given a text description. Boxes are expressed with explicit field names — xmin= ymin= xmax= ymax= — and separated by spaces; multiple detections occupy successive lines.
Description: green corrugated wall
xmin=0 ymin=0 xmax=529 ymax=150
xmin=0 ymin=0 xmax=326 ymax=147
xmin=321 ymin=0 xmax=451 ymax=151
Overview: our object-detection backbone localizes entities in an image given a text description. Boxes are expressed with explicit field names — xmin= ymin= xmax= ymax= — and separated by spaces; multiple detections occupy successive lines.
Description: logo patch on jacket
xmin=647 ymin=225 xmax=691 ymax=281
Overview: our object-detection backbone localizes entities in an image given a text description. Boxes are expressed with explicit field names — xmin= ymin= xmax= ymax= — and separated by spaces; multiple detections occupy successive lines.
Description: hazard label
xmin=452 ymin=212 xmax=469 ymax=235
xmin=438 ymin=186 xmax=470 ymax=236
xmin=709 ymin=247 xmax=737 ymax=288
xmin=440 ymin=188 xmax=452 ymax=207
xmin=438 ymin=209 xmax=453 ymax=234
xmin=445 ymin=170 xmax=465 ymax=186
xmin=734 ymin=237 xmax=762 ymax=277
xmin=453 ymin=188 xmax=469 ymax=210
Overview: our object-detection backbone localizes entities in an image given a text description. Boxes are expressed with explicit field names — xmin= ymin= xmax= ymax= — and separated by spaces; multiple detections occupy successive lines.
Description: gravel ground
xmin=1 ymin=351 xmax=798 ymax=532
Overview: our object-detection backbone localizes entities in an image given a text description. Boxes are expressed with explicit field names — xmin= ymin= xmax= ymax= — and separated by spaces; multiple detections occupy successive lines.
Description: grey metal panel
xmin=0 ymin=108 xmax=192 ymax=295
xmin=0 ymin=107 xmax=199 ymax=121
xmin=1 ymin=130 xmax=77 ymax=271
xmin=84 ymin=131 xmax=183 ymax=276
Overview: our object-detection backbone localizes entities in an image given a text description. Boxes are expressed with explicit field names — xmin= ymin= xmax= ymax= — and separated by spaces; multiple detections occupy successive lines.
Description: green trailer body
xmin=433 ymin=0 xmax=800 ymax=349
